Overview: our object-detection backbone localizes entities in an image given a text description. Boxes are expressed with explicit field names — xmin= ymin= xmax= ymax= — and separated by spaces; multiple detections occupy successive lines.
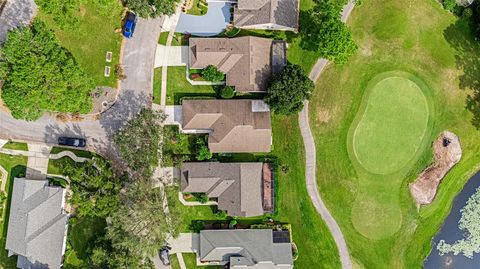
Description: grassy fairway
xmin=37 ymin=1 xmax=123 ymax=87
xmin=309 ymin=0 xmax=480 ymax=267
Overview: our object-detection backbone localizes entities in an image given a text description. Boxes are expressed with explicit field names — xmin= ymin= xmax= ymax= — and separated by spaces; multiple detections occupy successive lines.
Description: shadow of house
xmin=443 ymin=19 xmax=480 ymax=128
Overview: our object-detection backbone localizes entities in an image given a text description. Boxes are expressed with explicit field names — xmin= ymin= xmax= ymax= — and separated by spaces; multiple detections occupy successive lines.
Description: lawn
xmin=153 ymin=68 xmax=162 ymax=104
xmin=166 ymin=66 xmax=216 ymax=105
xmin=186 ymin=0 xmax=208 ymax=16
xmin=182 ymin=253 xmax=220 ymax=269
xmin=1 ymin=142 xmax=28 ymax=151
xmin=0 ymin=154 xmax=27 ymax=268
xmin=37 ymin=1 xmax=123 ymax=87
xmin=309 ymin=0 xmax=480 ymax=268
xmin=159 ymin=32 xmax=187 ymax=46
xmin=50 ymin=147 xmax=94 ymax=159
xmin=64 ymin=217 xmax=107 ymax=267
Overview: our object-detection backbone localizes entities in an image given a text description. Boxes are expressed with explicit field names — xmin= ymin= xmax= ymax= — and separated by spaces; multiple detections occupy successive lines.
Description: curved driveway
xmin=0 ymin=17 xmax=163 ymax=158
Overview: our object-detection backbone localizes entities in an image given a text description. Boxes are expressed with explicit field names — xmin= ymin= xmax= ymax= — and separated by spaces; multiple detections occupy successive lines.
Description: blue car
xmin=123 ymin=12 xmax=137 ymax=38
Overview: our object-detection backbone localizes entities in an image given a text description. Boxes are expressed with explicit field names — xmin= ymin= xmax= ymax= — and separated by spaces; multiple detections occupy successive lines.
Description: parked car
xmin=159 ymin=246 xmax=171 ymax=265
xmin=57 ymin=137 xmax=86 ymax=148
xmin=123 ymin=12 xmax=137 ymax=38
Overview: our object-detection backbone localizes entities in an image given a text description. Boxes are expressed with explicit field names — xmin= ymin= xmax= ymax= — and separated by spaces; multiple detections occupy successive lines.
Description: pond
xmin=424 ymin=171 xmax=480 ymax=269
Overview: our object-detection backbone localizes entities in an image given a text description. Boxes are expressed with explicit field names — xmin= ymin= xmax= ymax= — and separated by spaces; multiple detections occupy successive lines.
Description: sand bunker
xmin=410 ymin=131 xmax=462 ymax=205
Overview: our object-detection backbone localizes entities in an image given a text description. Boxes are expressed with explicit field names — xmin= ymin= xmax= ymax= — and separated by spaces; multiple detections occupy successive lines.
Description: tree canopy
xmin=114 ymin=108 xmax=166 ymax=178
xmin=202 ymin=65 xmax=225 ymax=82
xmin=300 ymin=0 xmax=358 ymax=64
xmin=0 ymin=21 xmax=94 ymax=120
xmin=437 ymin=186 xmax=480 ymax=258
xmin=60 ymin=157 xmax=121 ymax=218
xmin=124 ymin=0 xmax=180 ymax=18
xmin=264 ymin=64 xmax=314 ymax=115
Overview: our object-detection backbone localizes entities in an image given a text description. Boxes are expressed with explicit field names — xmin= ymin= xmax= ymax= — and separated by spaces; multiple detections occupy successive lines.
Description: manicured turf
xmin=352 ymin=75 xmax=430 ymax=175
xmin=309 ymin=0 xmax=480 ymax=267
xmin=153 ymin=68 xmax=162 ymax=105
xmin=166 ymin=66 xmax=216 ymax=105
xmin=0 ymin=154 xmax=27 ymax=268
xmin=1 ymin=142 xmax=28 ymax=151
xmin=37 ymin=1 xmax=123 ymax=87
xmin=182 ymin=253 xmax=220 ymax=269
xmin=187 ymin=0 xmax=208 ymax=16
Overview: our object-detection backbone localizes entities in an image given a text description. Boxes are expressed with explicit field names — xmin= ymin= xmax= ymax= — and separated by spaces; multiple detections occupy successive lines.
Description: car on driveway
xmin=58 ymin=137 xmax=86 ymax=148
xmin=123 ymin=12 xmax=137 ymax=38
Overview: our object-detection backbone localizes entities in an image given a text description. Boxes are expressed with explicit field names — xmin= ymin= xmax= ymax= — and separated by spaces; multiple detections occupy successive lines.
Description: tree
xmin=300 ymin=0 xmax=358 ymax=64
xmin=106 ymin=181 xmax=180 ymax=261
xmin=437 ymin=186 xmax=480 ymax=258
xmin=195 ymin=136 xmax=212 ymax=161
xmin=264 ymin=64 xmax=314 ymax=115
xmin=114 ymin=108 xmax=166 ymax=178
xmin=202 ymin=65 xmax=224 ymax=82
xmin=35 ymin=0 xmax=80 ymax=29
xmin=124 ymin=0 xmax=180 ymax=18
xmin=219 ymin=86 xmax=235 ymax=99
xmin=60 ymin=157 xmax=121 ymax=218
xmin=0 ymin=21 xmax=94 ymax=120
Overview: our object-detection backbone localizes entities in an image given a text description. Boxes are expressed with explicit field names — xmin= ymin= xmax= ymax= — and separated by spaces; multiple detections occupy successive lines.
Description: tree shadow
xmin=443 ymin=18 xmax=480 ymax=128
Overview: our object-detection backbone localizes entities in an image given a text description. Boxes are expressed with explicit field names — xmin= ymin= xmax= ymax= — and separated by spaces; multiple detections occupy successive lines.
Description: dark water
xmin=424 ymin=171 xmax=480 ymax=269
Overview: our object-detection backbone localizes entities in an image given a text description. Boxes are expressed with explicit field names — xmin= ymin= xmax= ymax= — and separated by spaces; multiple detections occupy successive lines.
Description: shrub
xmin=215 ymin=210 xmax=228 ymax=219
xmin=191 ymin=220 xmax=205 ymax=232
xmin=202 ymin=65 xmax=224 ymax=82
xmin=197 ymin=193 xmax=209 ymax=204
xmin=219 ymin=86 xmax=235 ymax=99
xmin=195 ymin=137 xmax=212 ymax=161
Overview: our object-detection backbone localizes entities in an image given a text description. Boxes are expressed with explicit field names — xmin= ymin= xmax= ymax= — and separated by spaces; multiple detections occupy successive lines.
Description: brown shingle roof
xmin=189 ymin=37 xmax=275 ymax=92
xmin=234 ymin=0 xmax=300 ymax=31
xmin=181 ymin=162 xmax=266 ymax=217
xmin=182 ymin=99 xmax=272 ymax=153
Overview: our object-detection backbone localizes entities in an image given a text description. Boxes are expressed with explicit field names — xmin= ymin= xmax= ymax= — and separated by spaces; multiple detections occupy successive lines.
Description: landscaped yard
xmin=153 ymin=68 xmax=163 ymax=104
xmin=64 ymin=217 xmax=107 ymax=267
xmin=159 ymin=32 xmax=188 ymax=46
xmin=166 ymin=66 xmax=216 ymax=105
xmin=183 ymin=253 xmax=220 ymax=269
xmin=0 ymin=154 xmax=27 ymax=268
xmin=309 ymin=0 xmax=480 ymax=268
xmin=186 ymin=0 xmax=208 ymax=16
xmin=37 ymin=1 xmax=123 ymax=87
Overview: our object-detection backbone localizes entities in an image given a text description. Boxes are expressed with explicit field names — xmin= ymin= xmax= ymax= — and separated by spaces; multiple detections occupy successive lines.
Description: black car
xmin=58 ymin=137 xmax=86 ymax=148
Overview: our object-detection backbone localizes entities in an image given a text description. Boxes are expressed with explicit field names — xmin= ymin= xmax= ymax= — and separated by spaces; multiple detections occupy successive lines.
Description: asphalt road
xmin=0 ymin=17 xmax=164 ymax=158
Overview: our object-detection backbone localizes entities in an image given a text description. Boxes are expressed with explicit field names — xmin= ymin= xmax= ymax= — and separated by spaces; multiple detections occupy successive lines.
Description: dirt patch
xmin=409 ymin=131 xmax=462 ymax=205
xmin=317 ymin=108 xmax=331 ymax=123
xmin=79 ymin=4 xmax=86 ymax=17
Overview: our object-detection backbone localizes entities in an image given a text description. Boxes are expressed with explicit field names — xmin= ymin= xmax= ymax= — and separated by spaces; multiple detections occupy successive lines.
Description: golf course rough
xmin=348 ymin=72 xmax=432 ymax=240
xmin=353 ymin=76 xmax=429 ymax=175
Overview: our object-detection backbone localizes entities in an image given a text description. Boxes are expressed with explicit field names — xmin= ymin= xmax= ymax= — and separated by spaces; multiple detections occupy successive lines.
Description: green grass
xmin=153 ymin=68 xmax=162 ymax=104
xmin=1 ymin=142 xmax=28 ymax=151
xmin=309 ymin=0 xmax=480 ymax=267
xmin=64 ymin=217 xmax=107 ymax=267
xmin=159 ymin=32 xmax=187 ymax=46
xmin=182 ymin=253 xmax=220 ymax=269
xmin=50 ymin=147 xmax=94 ymax=159
xmin=352 ymin=74 xmax=430 ymax=175
xmin=166 ymin=66 xmax=216 ymax=105
xmin=186 ymin=0 xmax=208 ymax=16
xmin=48 ymin=157 xmax=76 ymax=175
xmin=170 ymin=254 xmax=181 ymax=269
xmin=37 ymin=1 xmax=123 ymax=87
xmin=0 ymin=154 xmax=27 ymax=268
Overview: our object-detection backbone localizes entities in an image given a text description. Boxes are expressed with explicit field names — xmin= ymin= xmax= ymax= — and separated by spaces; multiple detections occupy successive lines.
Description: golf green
xmin=353 ymin=76 xmax=429 ymax=175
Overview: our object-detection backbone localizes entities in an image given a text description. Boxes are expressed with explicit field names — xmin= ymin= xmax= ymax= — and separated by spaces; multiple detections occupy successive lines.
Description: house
xmin=182 ymin=99 xmax=272 ymax=153
xmin=181 ymin=162 xmax=274 ymax=217
xmin=5 ymin=178 xmax=68 ymax=269
xmin=189 ymin=36 xmax=287 ymax=92
xmin=233 ymin=0 xmax=300 ymax=32
xmin=198 ymin=229 xmax=293 ymax=268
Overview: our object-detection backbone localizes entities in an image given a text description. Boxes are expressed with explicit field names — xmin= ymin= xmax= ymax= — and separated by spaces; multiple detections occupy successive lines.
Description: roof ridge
xmin=25 ymin=212 xmax=66 ymax=244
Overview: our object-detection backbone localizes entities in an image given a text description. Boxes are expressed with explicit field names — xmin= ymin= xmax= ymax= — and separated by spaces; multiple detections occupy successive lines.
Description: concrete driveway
xmin=0 ymin=0 xmax=37 ymax=43
xmin=154 ymin=45 xmax=188 ymax=68
xmin=167 ymin=233 xmax=199 ymax=254
xmin=175 ymin=2 xmax=231 ymax=36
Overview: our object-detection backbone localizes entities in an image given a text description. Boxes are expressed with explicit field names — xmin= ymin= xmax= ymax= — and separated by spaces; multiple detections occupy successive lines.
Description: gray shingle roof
xmin=181 ymin=162 xmax=265 ymax=217
xmin=199 ymin=229 xmax=293 ymax=268
xmin=6 ymin=178 xmax=68 ymax=269
xmin=234 ymin=0 xmax=299 ymax=31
